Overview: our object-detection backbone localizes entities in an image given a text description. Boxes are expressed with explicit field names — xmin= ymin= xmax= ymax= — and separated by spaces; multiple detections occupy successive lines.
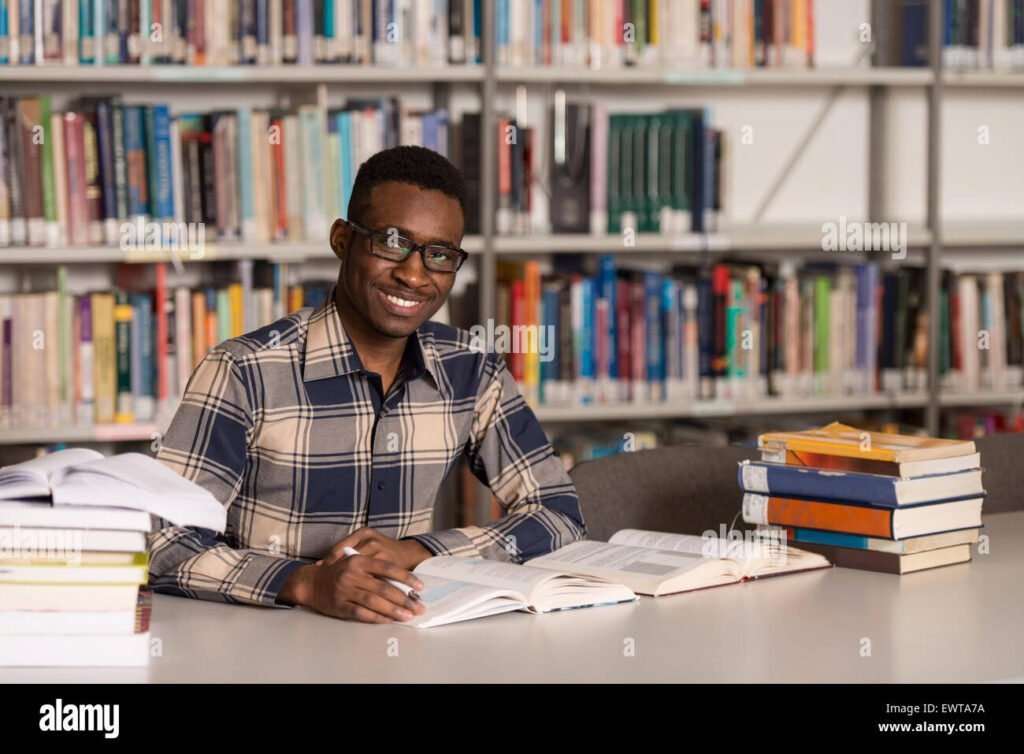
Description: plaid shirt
xmin=150 ymin=284 xmax=585 ymax=607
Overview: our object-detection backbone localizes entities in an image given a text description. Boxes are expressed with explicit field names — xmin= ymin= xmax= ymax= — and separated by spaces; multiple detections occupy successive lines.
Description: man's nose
xmin=392 ymin=247 xmax=430 ymax=284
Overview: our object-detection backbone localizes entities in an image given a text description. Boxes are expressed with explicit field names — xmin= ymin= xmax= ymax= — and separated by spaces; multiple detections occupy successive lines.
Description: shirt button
xmin=377 ymin=480 xmax=385 ymax=490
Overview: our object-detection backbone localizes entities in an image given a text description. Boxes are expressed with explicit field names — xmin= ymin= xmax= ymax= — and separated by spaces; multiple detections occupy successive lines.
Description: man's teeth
xmin=385 ymin=293 xmax=420 ymax=308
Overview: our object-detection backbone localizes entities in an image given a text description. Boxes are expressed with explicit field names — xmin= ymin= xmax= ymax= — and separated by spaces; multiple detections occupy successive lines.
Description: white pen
xmin=341 ymin=546 xmax=422 ymax=601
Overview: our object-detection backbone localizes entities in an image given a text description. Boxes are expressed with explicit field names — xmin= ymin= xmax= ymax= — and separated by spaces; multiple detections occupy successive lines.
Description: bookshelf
xmin=0 ymin=0 xmax=1022 ymax=452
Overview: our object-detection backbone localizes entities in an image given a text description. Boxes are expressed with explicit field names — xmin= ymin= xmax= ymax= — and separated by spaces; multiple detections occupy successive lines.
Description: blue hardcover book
xmin=496 ymin=0 xmax=508 ymax=59
xmin=580 ymin=276 xmax=594 ymax=402
xmin=0 ymin=0 xmax=7 ymax=64
xmin=297 ymin=0 xmax=314 ymax=64
xmin=900 ymin=1 xmax=929 ymax=66
xmin=643 ymin=270 xmax=663 ymax=390
xmin=696 ymin=269 xmax=714 ymax=390
xmin=18 ymin=0 xmax=33 ymax=64
xmin=123 ymin=107 xmax=148 ymax=219
xmin=737 ymin=460 xmax=985 ymax=508
xmin=144 ymin=105 xmax=173 ymax=223
xmin=131 ymin=293 xmax=154 ymax=416
xmin=79 ymin=0 xmax=96 ymax=64
xmin=338 ymin=111 xmax=353 ymax=216
xmin=323 ymin=0 xmax=335 ymax=61
xmin=540 ymin=285 xmax=559 ymax=402
xmin=93 ymin=100 xmax=117 ymax=237
xmin=533 ymin=0 xmax=542 ymax=64
xmin=237 ymin=108 xmax=255 ymax=239
xmin=598 ymin=254 xmax=617 ymax=384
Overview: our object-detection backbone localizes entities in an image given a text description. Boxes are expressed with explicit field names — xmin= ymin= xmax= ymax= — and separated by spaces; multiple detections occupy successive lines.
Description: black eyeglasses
xmin=346 ymin=219 xmax=468 ymax=273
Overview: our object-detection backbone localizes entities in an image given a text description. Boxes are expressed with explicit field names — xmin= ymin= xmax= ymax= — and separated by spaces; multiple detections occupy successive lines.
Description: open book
xmin=0 ymin=448 xmax=226 ymax=532
xmin=526 ymin=530 xmax=833 ymax=596
xmin=401 ymin=555 xmax=638 ymax=629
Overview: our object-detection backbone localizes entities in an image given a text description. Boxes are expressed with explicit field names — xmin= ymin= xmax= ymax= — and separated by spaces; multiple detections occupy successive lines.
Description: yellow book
xmin=229 ymin=283 xmax=244 ymax=337
xmin=90 ymin=293 xmax=116 ymax=424
xmin=758 ymin=422 xmax=977 ymax=463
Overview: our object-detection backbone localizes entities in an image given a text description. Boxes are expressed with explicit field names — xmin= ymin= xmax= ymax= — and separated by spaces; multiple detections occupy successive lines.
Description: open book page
xmin=610 ymin=528 xmax=831 ymax=578
xmin=406 ymin=556 xmax=638 ymax=626
xmin=48 ymin=453 xmax=227 ymax=532
xmin=527 ymin=540 xmax=739 ymax=595
xmin=400 ymin=575 xmax=529 ymax=629
xmin=0 ymin=448 xmax=105 ymax=500
xmin=414 ymin=555 xmax=567 ymax=593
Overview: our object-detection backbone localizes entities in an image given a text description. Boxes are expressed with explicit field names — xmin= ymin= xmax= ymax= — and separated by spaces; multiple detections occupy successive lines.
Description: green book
xmin=217 ymin=288 xmax=232 ymax=344
xmin=727 ymin=277 xmax=745 ymax=379
xmin=814 ymin=276 xmax=831 ymax=386
xmin=607 ymin=114 xmax=623 ymax=235
xmin=114 ymin=292 xmax=134 ymax=424
xmin=39 ymin=95 xmax=57 ymax=244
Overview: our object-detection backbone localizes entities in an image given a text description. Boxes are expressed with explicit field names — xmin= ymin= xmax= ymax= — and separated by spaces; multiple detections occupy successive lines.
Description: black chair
xmin=974 ymin=433 xmax=1024 ymax=514
xmin=569 ymin=445 xmax=759 ymax=542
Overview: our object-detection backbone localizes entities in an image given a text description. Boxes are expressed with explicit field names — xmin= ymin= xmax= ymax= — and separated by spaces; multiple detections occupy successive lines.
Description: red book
xmin=62 ymin=113 xmax=90 ymax=246
xmin=509 ymin=278 xmax=524 ymax=382
xmin=616 ymin=277 xmax=630 ymax=388
xmin=154 ymin=263 xmax=168 ymax=402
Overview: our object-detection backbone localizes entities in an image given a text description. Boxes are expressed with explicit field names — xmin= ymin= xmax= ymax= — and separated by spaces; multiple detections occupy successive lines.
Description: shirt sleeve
xmin=404 ymin=352 xmax=586 ymax=562
xmin=150 ymin=347 xmax=307 ymax=607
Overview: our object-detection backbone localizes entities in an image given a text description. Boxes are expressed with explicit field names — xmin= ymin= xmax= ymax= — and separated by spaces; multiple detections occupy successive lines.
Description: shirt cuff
xmin=258 ymin=556 xmax=310 ymax=608
xmin=403 ymin=529 xmax=483 ymax=559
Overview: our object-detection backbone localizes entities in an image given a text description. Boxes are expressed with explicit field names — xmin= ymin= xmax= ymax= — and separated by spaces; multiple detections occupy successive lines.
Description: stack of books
xmin=0 ymin=447 xmax=226 ymax=667
xmin=739 ymin=422 xmax=984 ymax=575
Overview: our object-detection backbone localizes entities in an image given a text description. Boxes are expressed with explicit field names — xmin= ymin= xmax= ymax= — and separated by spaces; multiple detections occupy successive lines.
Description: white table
xmin=4 ymin=511 xmax=1023 ymax=683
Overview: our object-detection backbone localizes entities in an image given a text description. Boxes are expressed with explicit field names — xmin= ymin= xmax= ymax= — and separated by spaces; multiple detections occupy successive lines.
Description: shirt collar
xmin=301 ymin=284 xmax=445 ymax=396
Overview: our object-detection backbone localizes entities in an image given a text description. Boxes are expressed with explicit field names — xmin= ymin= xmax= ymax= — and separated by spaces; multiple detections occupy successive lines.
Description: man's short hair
xmin=347 ymin=145 xmax=467 ymax=228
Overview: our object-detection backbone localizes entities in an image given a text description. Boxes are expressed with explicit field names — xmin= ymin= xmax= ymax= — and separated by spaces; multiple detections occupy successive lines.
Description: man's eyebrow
xmin=388 ymin=225 xmax=458 ymax=248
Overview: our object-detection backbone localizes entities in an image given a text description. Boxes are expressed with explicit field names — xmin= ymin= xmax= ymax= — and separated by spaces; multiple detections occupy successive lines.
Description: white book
xmin=0 ymin=560 xmax=148 ymax=586
xmin=0 ymin=583 xmax=140 ymax=612
xmin=1 ymin=524 xmax=148 ymax=551
xmin=0 ymin=631 xmax=150 ymax=667
xmin=0 ymin=609 xmax=137 ymax=635
xmin=399 ymin=555 xmax=638 ymax=629
xmin=528 ymin=530 xmax=831 ymax=597
xmin=0 ymin=449 xmax=227 ymax=531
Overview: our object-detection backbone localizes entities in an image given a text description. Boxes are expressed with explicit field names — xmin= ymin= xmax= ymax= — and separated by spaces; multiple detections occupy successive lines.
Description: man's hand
xmin=277 ymin=554 xmax=426 ymax=623
xmin=317 ymin=527 xmax=433 ymax=571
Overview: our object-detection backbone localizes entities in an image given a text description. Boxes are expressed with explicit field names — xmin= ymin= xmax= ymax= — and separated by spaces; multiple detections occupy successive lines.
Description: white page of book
xmin=610 ymin=529 xmax=784 ymax=565
xmin=405 ymin=575 xmax=524 ymax=626
xmin=0 ymin=448 xmax=104 ymax=499
xmin=532 ymin=541 xmax=708 ymax=577
xmin=49 ymin=453 xmax=226 ymax=532
xmin=415 ymin=556 xmax=559 ymax=593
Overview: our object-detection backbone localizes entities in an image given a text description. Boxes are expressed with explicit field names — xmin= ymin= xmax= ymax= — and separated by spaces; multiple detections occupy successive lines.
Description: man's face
xmin=331 ymin=181 xmax=463 ymax=339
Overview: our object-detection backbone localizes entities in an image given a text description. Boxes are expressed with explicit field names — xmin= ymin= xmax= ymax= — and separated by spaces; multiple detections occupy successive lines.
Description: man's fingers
xmin=321 ymin=528 xmax=376 ymax=566
xmin=343 ymin=603 xmax=393 ymax=624
xmin=350 ymin=586 xmax=417 ymax=621
xmin=359 ymin=556 xmax=425 ymax=591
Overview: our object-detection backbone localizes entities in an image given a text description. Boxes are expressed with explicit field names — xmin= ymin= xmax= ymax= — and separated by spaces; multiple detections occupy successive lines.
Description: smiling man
xmin=150 ymin=145 xmax=586 ymax=623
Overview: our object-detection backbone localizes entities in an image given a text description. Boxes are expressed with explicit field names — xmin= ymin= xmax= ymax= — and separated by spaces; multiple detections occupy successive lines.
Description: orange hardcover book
xmin=744 ymin=493 xmax=984 ymax=540
xmin=191 ymin=291 xmax=207 ymax=367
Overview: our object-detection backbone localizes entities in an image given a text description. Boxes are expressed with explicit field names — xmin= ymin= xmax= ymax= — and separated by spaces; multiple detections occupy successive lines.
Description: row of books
xmin=940 ymin=271 xmax=1024 ymax=394
xmin=0 ymin=447 xmax=224 ymax=667
xmin=945 ymin=408 xmax=1024 ymax=438
xmin=495 ymin=0 xmax=821 ymax=69
xmin=0 ymin=94 xmax=452 ymax=248
xmin=941 ymin=0 xmax=1024 ymax=70
xmin=0 ymin=262 xmax=335 ymax=429
xmin=741 ymin=422 xmax=983 ymax=575
xmin=501 ymin=101 xmax=726 ymax=237
xmin=0 ymin=0 xmax=481 ymax=67
xmin=495 ymin=257 xmax=936 ymax=408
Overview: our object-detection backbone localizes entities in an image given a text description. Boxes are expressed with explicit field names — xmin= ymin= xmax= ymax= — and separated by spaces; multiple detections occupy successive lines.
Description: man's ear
xmin=330 ymin=218 xmax=349 ymax=262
